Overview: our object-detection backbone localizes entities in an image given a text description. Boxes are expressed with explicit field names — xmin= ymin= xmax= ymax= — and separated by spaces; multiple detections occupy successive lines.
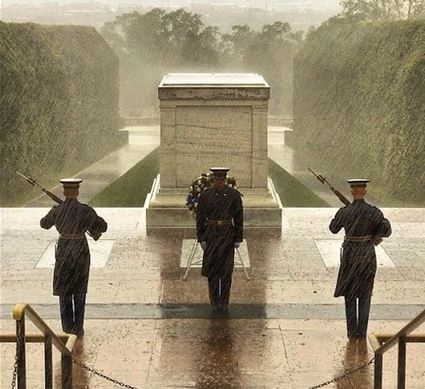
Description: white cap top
xmin=59 ymin=178 xmax=83 ymax=187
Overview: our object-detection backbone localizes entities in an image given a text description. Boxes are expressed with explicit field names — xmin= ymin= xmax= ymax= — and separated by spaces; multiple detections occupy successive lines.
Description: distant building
xmin=0 ymin=0 xmax=340 ymax=30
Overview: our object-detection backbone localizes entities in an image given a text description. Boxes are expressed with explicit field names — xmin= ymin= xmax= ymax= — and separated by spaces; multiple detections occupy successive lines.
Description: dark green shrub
xmin=0 ymin=22 xmax=124 ymax=206
xmin=293 ymin=19 xmax=425 ymax=205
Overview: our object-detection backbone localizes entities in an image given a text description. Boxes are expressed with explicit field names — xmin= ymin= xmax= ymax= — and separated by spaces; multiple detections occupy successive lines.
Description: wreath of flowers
xmin=186 ymin=172 xmax=239 ymax=214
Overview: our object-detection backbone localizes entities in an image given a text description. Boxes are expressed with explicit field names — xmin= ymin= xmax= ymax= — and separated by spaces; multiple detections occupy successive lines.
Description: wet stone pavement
xmin=1 ymin=207 xmax=425 ymax=388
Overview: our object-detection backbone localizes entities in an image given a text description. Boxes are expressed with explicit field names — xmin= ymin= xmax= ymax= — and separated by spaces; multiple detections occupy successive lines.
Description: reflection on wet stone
xmin=195 ymin=320 xmax=242 ymax=389
xmin=2 ymin=207 xmax=425 ymax=387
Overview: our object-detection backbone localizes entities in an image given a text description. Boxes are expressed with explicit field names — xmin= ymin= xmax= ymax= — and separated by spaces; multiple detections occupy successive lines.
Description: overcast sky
xmin=2 ymin=0 xmax=341 ymax=8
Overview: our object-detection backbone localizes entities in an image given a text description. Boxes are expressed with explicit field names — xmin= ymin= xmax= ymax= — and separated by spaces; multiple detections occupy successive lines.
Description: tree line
xmin=100 ymin=2 xmax=424 ymax=117
xmin=100 ymin=8 xmax=302 ymax=116
xmin=340 ymin=0 xmax=425 ymax=21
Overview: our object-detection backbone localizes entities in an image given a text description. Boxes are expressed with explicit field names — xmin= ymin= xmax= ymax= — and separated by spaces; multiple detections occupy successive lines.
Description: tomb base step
xmin=146 ymin=206 xmax=282 ymax=230
xmin=145 ymin=175 xmax=282 ymax=231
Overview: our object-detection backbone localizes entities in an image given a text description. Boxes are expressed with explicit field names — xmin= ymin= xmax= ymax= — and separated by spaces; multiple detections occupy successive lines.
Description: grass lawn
xmin=268 ymin=159 xmax=329 ymax=207
xmin=89 ymin=148 xmax=159 ymax=207
xmin=89 ymin=149 xmax=329 ymax=207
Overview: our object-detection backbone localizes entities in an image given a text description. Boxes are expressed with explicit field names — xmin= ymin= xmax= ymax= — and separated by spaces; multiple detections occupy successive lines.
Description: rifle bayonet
xmin=308 ymin=168 xmax=350 ymax=207
xmin=16 ymin=171 xmax=63 ymax=204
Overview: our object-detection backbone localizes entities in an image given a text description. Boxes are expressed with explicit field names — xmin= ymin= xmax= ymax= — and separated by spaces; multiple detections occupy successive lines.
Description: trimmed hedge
xmin=293 ymin=19 xmax=425 ymax=205
xmin=0 ymin=22 xmax=124 ymax=206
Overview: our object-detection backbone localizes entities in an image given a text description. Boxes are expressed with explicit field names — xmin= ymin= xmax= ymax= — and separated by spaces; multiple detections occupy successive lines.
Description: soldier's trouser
xmin=344 ymin=294 xmax=372 ymax=337
xmin=59 ymin=292 xmax=86 ymax=335
xmin=208 ymin=272 xmax=232 ymax=307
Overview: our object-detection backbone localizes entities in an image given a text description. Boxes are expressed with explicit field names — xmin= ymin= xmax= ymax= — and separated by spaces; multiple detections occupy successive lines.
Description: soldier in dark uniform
xmin=329 ymin=179 xmax=391 ymax=340
xmin=196 ymin=167 xmax=243 ymax=312
xmin=40 ymin=178 xmax=107 ymax=336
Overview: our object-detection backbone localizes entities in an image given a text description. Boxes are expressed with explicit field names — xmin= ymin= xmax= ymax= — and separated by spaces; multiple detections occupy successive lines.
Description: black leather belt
xmin=207 ymin=219 xmax=232 ymax=226
xmin=59 ymin=234 xmax=85 ymax=240
xmin=344 ymin=235 xmax=372 ymax=242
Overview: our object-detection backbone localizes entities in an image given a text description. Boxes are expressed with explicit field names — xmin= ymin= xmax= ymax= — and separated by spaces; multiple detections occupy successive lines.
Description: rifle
xmin=308 ymin=168 xmax=383 ymax=246
xmin=308 ymin=168 xmax=350 ymax=207
xmin=16 ymin=171 xmax=100 ymax=240
xmin=16 ymin=171 xmax=63 ymax=204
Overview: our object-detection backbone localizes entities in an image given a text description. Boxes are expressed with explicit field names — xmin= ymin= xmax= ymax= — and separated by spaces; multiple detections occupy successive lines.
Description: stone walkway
xmin=25 ymin=126 xmax=159 ymax=206
xmin=1 ymin=207 xmax=424 ymax=388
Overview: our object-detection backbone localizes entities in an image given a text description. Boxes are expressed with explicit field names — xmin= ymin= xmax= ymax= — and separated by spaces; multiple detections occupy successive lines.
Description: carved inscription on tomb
xmin=175 ymin=106 xmax=253 ymax=187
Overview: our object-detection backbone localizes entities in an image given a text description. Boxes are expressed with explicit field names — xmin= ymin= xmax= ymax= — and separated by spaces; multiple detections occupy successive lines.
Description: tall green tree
xmin=222 ymin=22 xmax=302 ymax=114
xmin=221 ymin=24 xmax=255 ymax=61
xmin=100 ymin=8 xmax=222 ymax=115
xmin=340 ymin=0 xmax=425 ymax=21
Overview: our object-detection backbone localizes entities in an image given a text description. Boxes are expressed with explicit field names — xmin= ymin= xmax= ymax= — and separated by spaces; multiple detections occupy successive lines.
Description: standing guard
xmin=40 ymin=178 xmax=107 ymax=336
xmin=329 ymin=179 xmax=391 ymax=340
xmin=196 ymin=167 xmax=243 ymax=312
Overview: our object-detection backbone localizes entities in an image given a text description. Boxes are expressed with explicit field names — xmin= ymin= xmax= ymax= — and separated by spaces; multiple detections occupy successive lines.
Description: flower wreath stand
xmin=183 ymin=173 xmax=250 ymax=281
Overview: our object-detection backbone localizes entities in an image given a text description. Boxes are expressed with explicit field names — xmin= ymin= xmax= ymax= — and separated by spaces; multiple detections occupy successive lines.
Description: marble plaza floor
xmin=1 ymin=207 xmax=424 ymax=388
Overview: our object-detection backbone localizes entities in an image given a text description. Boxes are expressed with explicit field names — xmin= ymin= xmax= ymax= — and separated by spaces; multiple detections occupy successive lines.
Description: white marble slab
xmin=158 ymin=72 xmax=270 ymax=191
xmin=180 ymin=239 xmax=250 ymax=268
xmin=127 ymin=126 xmax=160 ymax=145
xmin=36 ymin=240 xmax=115 ymax=268
xmin=160 ymin=73 xmax=268 ymax=86
xmin=314 ymin=239 xmax=395 ymax=268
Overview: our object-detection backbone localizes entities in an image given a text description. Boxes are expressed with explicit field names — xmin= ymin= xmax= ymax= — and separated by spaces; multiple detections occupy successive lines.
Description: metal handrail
xmin=5 ymin=303 xmax=77 ymax=389
xmin=373 ymin=308 xmax=425 ymax=355
xmin=369 ymin=308 xmax=425 ymax=389
xmin=0 ymin=333 xmax=74 ymax=343
xmin=13 ymin=303 xmax=76 ymax=355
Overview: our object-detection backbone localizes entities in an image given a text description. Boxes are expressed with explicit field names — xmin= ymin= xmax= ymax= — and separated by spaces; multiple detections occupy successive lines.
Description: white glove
xmin=234 ymin=242 xmax=241 ymax=249
xmin=200 ymin=241 xmax=207 ymax=250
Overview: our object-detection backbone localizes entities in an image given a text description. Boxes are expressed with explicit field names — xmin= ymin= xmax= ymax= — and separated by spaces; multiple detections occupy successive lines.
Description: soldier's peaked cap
xmin=210 ymin=167 xmax=230 ymax=177
xmin=59 ymin=178 xmax=83 ymax=188
xmin=347 ymin=179 xmax=369 ymax=187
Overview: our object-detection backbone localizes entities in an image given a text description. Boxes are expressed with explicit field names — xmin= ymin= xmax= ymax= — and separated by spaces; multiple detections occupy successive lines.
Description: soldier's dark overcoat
xmin=40 ymin=198 xmax=107 ymax=296
xmin=329 ymin=199 xmax=391 ymax=298
xmin=196 ymin=186 xmax=243 ymax=278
